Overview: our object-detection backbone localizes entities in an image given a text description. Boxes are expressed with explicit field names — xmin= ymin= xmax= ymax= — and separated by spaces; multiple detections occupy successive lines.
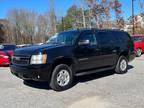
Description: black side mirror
xmin=78 ymin=40 xmax=90 ymax=45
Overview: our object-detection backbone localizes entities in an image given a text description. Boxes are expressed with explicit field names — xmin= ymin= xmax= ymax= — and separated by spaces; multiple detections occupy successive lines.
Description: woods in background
xmin=1 ymin=0 xmax=144 ymax=44
xmin=5 ymin=9 xmax=54 ymax=44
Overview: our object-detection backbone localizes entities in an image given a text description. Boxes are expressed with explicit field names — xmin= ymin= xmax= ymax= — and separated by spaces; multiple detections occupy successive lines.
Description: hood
xmin=14 ymin=44 xmax=64 ymax=56
xmin=0 ymin=50 xmax=14 ymax=57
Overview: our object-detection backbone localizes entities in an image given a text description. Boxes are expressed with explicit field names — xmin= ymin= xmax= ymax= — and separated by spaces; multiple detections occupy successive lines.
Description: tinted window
xmin=96 ymin=32 xmax=117 ymax=45
xmin=0 ymin=45 xmax=16 ymax=51
xmin=118 ymin=32 xmax=131 ymax=43
xmin=110 ymin=32 xmax=131 ymax=43
xmin=79 ymin=32 xmax=97 ymax=45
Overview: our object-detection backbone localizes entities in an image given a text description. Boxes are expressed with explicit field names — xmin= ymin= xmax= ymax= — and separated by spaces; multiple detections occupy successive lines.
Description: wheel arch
xmin=51 ymin=57 xmax=75 ymax=75
xmin=53 ymin=57 xmax=73 ymax=66
xmin=119 ymin=51 xmax=129 ymax=61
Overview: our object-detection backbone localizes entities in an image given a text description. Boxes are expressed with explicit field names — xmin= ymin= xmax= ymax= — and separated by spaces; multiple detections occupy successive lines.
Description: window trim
xmin=77 ymin=31 xmax=97 ymax=46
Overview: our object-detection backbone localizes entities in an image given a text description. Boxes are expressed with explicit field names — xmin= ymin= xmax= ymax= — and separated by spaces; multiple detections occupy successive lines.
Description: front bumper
xmin=10 ymin=64 xmax=52 ymax=81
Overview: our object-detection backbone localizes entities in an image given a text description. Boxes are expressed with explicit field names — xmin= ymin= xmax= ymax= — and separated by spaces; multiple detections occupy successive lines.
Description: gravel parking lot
xmin=0 ymin=55 xmax=144 ymax=108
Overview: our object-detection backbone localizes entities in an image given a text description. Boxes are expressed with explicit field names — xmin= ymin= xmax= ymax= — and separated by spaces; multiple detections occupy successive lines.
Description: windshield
xmin=0 ymin=45 xmax=16 ymax=51
xmin=47 ymin=31 xmax=79 ymax=45
xmin=132 ymin=37 xmax=141 ymax=42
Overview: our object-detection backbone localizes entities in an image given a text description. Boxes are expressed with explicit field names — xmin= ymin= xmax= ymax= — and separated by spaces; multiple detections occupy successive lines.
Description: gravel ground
xmin=0 ymin=55 xmax=144 ymax=108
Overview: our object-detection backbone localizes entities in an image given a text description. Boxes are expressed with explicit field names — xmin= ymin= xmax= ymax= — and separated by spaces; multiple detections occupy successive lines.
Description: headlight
xmin=0 ymin=55 xmax=9 ymax=59
xmin=30 ymin=52 xmax=47 ymax=64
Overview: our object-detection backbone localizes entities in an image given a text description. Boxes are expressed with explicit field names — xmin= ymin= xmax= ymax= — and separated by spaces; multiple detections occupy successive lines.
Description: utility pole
xmin=81 ymin=0 xmax=86 ymax=28
xmin=88 ymin=7 xmax=92 ymax=28
xmin=62 ymin=17 xmax=64 ymax=31
xmin=132 ymin=0 xmax=135 ymax=35
xmin=48 ymin=0 xmax=57 ymax=33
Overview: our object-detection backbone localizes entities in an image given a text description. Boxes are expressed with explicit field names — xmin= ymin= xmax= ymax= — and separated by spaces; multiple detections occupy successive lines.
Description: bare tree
xmin=85 ymin=0 xmax=112 ymax=28
xmin=7 ymin=9 xmax=38 ymax=44
xmin=37 ymin=13 xmax=51 ymax=42
xmin=139 ymin=0 xmax=144 ymax=13
xmin=48 ymin=0 xmax=57 ymax=34
xmin=7 ymin=9 xmax=21 ymax=44
xmin=0 ymin=24 xmax=5 ymax=43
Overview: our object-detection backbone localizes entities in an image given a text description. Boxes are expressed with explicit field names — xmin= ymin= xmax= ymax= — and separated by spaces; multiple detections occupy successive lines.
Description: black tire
xmin=136 ymin=48 xmax=142 ymax=57
xmin=50 ymin=64 xmax=73 ymax=91
xmin=115 ymin=56 xmax=128 ymax=74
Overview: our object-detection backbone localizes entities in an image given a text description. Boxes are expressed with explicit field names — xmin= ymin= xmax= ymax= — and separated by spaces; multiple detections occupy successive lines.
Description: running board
xmin=75 ymin=67 xmax=114 ymax=76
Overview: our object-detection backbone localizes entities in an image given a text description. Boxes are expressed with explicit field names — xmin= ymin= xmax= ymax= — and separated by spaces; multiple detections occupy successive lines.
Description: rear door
xmin=95 ymin=31 xmax=118 ymax=67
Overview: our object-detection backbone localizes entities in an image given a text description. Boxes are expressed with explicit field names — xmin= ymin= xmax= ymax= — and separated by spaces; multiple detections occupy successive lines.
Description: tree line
xmin=57 ymin=0 xmax=124 ymax=31
xmin=1 ymin=0 xmax=144 ymax=44
xmin=4 ymin=9 xmax=55 ymax=44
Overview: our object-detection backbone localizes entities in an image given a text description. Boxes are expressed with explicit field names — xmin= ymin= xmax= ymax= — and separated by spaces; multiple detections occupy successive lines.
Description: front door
xmin=74 ymin=31 xmax=101 ymax=71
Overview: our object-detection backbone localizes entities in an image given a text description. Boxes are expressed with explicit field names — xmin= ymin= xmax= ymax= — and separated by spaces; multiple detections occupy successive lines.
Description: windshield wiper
xmin=47 ymin=42 xmax=65 ymax=45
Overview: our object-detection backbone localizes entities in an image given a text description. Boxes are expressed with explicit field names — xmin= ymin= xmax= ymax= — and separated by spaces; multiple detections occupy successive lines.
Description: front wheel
xmin=50 ymin=64 xmax=73 ymax=91
xmin=115 ymin=56 xmax=128 ymax=74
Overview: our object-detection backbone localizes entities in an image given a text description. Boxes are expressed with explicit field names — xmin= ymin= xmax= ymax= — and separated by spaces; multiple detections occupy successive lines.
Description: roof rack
xmin=76 ymin=28 xmax=124 ymax=32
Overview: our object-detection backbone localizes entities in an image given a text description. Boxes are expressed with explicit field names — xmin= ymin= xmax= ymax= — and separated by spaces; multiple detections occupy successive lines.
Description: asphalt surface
xmin=0 ymin=55 xmax=144 ymax=108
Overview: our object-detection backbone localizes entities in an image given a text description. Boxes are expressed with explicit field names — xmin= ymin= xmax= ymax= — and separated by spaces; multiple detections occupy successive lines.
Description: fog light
xmin=38 ymin=75 xmax=40 ymax=79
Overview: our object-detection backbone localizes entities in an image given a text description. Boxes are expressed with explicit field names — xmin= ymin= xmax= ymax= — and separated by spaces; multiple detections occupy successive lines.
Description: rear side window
xmin=117 ymin=32 xmax=131 ymax=43
xmin=96 ymin=32 xmax=117 ymax=45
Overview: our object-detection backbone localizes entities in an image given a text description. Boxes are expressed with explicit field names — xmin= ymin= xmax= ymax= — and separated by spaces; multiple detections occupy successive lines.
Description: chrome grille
xmin=12 ymin=56 xmax=30 ymax=65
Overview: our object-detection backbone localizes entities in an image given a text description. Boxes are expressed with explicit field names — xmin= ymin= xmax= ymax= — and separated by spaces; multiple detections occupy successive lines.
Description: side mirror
xmin=78 ymin=40 xmax=90 ymax=46
xmin=0 ymin=45 xmax=4 ymax=49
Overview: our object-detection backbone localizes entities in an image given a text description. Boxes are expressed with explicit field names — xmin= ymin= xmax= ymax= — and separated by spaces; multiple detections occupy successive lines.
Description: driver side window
xmin=79 ymin=33 xmax=97 ymax=45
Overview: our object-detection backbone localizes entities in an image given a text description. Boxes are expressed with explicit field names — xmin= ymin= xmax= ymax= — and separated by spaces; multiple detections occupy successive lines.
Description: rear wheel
xmin=115 ymin=56 xmax=128 ymax=74
xmin=50 ymin=64 xmax=73 ymax=91
xmin=136 ymin=48 xmax=142 ymax=57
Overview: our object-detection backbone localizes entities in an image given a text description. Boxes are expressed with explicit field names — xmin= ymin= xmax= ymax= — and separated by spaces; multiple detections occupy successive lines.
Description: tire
xmin=136 ymin=48 xmax=142 ymax=57
xmin=115 ymin=56 xmax=128 ymax=74
xmin=50 ymin=64 xmax=73 ymax=91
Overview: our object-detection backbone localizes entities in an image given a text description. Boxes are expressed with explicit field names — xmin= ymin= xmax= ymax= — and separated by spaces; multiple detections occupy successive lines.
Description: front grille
xmin=12 ymin=56 xmax=30 ymax=65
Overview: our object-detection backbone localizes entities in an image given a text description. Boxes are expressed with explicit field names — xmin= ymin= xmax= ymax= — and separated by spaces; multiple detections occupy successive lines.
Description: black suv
xmin=11 ymin=29 xmax=135 ymax=91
